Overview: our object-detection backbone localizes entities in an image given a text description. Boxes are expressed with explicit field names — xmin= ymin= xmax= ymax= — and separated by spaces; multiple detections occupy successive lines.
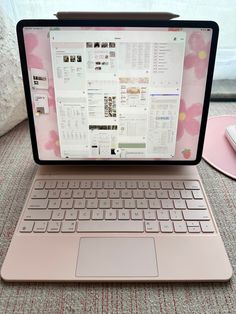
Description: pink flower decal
xmin=24 ymin=33 xmax=43 ymax=68
xmin=48 ymin=86 xmax=56 ymax=109
xmin=177 ymin=99 xmax=202 ymax=140
xmin=45 ymin=130 xmax=60 ymax=156
xmin=184 ymin=32 xmax=210 ymax=79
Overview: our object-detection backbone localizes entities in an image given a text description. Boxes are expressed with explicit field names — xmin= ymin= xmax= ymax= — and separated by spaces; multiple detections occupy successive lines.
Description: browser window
xmin=50 ymin=30 xmax=186 ymax=158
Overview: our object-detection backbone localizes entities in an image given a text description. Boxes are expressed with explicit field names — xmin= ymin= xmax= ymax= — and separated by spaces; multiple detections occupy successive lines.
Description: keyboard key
xmin=104 ymin=181 xmax=114 ymax=189
xmin=92 ymin=209 xmax=104 ymax=220
xmin=61 ymin=199 xmax=73 ymax=209
xmin=80 ymin=181 xmax=92 ymax=189
xmin=65 ymin=210 xmax=78 ymax=220
xmin=33 ymin=221 xmax=48 ymax=233
xmin=168 ymin=190 xmax=180 ymax=199
xmin=73 ymin=190 xmax=84 ymax=198
xmin=186 ymin=221 xmax=200 ymax=227
xmin=74 ymin=199 xmax=86 ymax=209
xmin=52 ymin=210 xmax=65 ymax=220
xmin=160 ymin=221 xmax=173 ymax=233
xmin=188 ymin=226 xmax=201 ymax=233
xmin=200 ymin=221 xmax=215 ymax=233
xmin=144 ymin=190 xmax=156 ymax=199
xmin=47 ymin=221 xmax=61 ymax=233
xmin=68 ymin=180 xmax=80 ymax=189
xmin=161 ymin=181 xmax=172 ymax=189
xmin=180 ymin=190 xmax=192 ymax=199
xmin=138 ymin=181 xmax=149 ymax=189
xmin=48 ymin=190 xmax=60 ymax=199
xmin=144 ymin=210 xmax=156 ymax=220
xmin=133 ymin=190 xmax=144 ymax=199
xmin=149 ymin=181 xmax=160 ymax=189
xmin=48 ymin=199 xmax=61 ymax=209
xmin=118 ymin=210 xmax=130 ymax=220
xmin=192 ymin=190 xmax=204 ymax=199
xmin=157 ymin=190 xmax=168 ymax=199
xmin=183 ymin=210 xmax=210 ymax=221
xmin=60 ymin=189 xmax=72 ymax=199
xmin=173 ymin=221 xmax=187 ymax=233
xmin=19 ymin=221 xmax=34 ymax=233
xmin=28 ymin=199 xmax=48 ymax=209
xmin=184 ymin=181 xmax=200 ymax=190
xmin=34 ymin=180 xmax=45 ymax=189
xmin=109 ymin=190 xmax=120 ymax=198
xmin=99 ymin=199 xmax=110 ymax=209
xmin=121 ymin=190 xmax=132 ymax=198
xmin=57 ymin=180 xmax=68 ymax=189
xmin=170 ymin=210 xmax=182 ymax=221
xmin=24 ymin=210 xmax=52 ymax=221
xmin=186 ymin=200 xmax=207 ymax=210
xmin=131 ymin=210 xmax=143 ymax=220
xmin=61 ymin=221 xmax=76 ymax=232
xmin=77 ymin=221 xmax=144 ymax=232
xmin=157 ymin=210 xmax=169 ymax=220
xmin=149 ymin=199 xmax=161 ymax=209
xmin=124 ymin=199 xmax=136 ymax=209
xmin=161 ymin=199 xmax=173 ymax=209
xmin=172 ymin=181 xmax=184 ymax=190
xmin=87 ymin=199 xmax=98 ymax=209
xmin=112 ymin=199 xmax=123 ymax=209
xmin=174 ymin=199 xmax=186 ymax=209
xmin=137 ymin=199 xmax=148 ymax=209
xmin=105 ymin=209 xmax=117 ymax=220
xmin=31 ymin=190 xmax=48 ymax=199
xmin=84 ymin=190 xmax=96 ymax=198
xmin=145 ymin=221 xmax=160 ymax=232
xmin=97 ymin=190 xmax=108 ymax=198
xmin=45 ymin=181 xmax=57 ymax=189
xmin=92 ymin=181 xmax=103 ymax=189
xmin=126 ymin=181 xmax=137 ymax=189
xmin=115 ymin=181 xmax=126 ymax=189
xmin=78 ymin=210 xmax=90 ymax=220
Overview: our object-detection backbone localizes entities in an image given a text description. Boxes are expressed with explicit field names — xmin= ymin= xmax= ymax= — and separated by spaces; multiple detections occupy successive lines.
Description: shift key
xmin=183 ymin=210 xmax=210 ymax=221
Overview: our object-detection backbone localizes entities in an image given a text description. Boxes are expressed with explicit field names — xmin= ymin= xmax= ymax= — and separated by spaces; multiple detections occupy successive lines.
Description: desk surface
xmin=0 ymin=102 xmax=235 ymax=314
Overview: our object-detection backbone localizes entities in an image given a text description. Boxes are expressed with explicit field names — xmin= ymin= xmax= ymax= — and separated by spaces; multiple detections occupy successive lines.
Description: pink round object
xmin=203 ymin=115 xmax=236 ymax=179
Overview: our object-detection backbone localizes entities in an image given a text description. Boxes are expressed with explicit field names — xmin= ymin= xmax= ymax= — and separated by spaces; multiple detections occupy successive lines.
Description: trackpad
xmin=76 ymin=237 xmax=158 ymax=277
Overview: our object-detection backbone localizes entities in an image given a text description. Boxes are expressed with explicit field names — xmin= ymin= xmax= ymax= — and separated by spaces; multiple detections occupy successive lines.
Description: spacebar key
xmin=77 ymin=221 xmax=144 ymax=232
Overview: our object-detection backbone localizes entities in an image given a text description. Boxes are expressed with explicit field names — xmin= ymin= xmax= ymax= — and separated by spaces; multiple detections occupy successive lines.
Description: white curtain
xmin=2 ymin=0 xmax=236 ymax=79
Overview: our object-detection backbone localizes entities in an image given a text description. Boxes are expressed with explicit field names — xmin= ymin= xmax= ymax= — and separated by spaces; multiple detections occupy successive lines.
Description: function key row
xmin=34 ymin=180 xmax=201 ymax=190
